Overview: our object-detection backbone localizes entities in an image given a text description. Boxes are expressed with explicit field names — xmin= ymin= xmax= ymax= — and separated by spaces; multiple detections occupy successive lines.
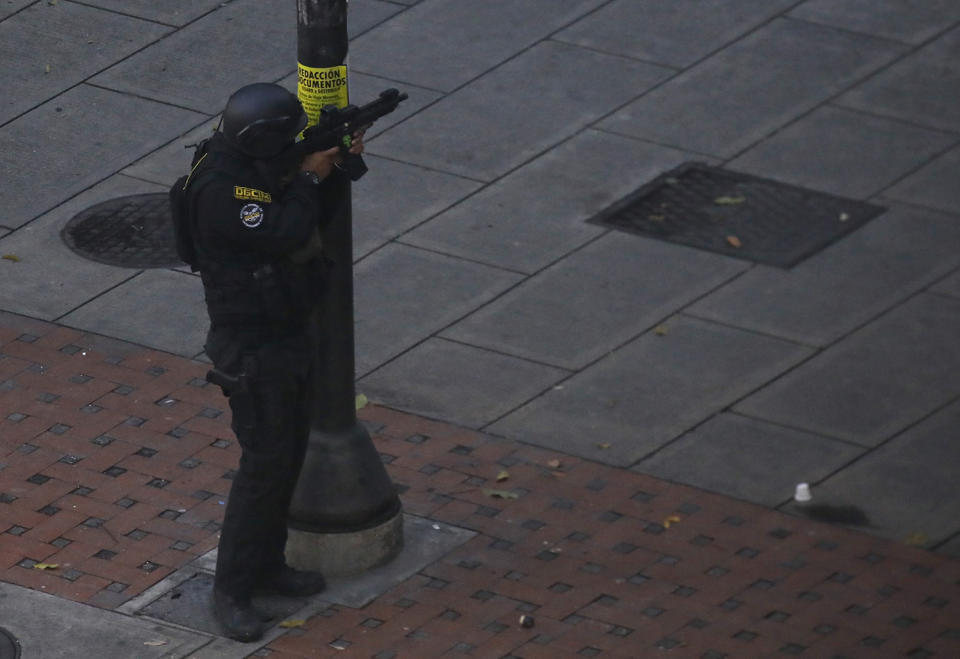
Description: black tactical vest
xmin=170 ymin=136 xmax=325 ymax=335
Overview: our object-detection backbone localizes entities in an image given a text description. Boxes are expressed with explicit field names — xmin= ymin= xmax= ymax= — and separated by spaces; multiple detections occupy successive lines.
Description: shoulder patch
xmin=240 ymin=203 xmax=264 ymax=228
xmin=234 ymin=186 xmax=272 ymax=203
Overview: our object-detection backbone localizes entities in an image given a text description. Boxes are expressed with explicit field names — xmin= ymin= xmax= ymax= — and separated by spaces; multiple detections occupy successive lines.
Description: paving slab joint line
xmin=583 ymin=1 xmax=810 ymax=132
xmin=874 ymin=195 xmax=960 ymax=220
xmin=475 ymin=293 xmax=810 ymax=442
xmin=0 ymin=23 xmax=174 ymax=131
xmin=727 ymin=15 xmax=958 ymax=165
xmin=354 ymin=221 xmax=624 ymax=380
xmin=872 ymin=136 xmax=960 ymax=199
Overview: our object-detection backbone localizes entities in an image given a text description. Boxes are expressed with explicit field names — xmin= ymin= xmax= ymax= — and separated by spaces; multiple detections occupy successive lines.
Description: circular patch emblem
xmin=240 ymin=203 xmax=264 ymax=228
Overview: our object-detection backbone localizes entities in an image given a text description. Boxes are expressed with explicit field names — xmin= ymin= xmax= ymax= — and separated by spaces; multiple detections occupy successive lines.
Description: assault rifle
xmin=286 ymin=87 xmax=408 ymax=181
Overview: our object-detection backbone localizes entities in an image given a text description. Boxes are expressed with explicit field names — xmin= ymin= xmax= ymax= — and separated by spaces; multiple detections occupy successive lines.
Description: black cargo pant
xmin=205 ymin=326 xmax=314 ymax=599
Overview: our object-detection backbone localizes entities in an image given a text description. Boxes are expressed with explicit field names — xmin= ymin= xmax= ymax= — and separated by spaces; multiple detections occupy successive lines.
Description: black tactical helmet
xmin=221 ymin=83 xmax=308 ymax=159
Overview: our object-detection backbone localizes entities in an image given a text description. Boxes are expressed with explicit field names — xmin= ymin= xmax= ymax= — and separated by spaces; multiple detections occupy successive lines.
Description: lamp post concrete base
xmin=285 ymin=511 xmax=404 ymax=577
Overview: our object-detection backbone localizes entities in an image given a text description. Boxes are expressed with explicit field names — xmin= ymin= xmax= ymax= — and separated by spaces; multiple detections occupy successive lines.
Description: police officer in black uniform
xmin=175 ymin=83 xmax=364 ymax=642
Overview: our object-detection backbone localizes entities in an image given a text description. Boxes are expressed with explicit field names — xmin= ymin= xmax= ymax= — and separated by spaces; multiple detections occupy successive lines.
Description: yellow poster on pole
xmin=297 ymin=63 xmax=349 ymax=127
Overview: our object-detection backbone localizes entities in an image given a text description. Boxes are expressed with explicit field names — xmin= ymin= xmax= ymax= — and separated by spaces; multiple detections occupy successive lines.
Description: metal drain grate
xmin=589 ymin=162 xmax=886 ymax=268
xmin=61 ymin=193 xmax=181 ymax=269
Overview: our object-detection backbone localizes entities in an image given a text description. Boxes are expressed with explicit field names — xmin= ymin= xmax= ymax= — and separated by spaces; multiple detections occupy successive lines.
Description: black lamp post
xmin=286 ymin=0 xmax=403 ymax=574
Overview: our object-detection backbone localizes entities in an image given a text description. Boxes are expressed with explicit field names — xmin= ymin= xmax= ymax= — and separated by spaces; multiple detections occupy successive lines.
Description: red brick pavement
xmin=1 ymin=319 xmax=958 ymax=658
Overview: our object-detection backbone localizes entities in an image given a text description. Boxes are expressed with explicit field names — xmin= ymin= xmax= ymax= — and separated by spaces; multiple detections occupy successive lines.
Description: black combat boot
xmin=255 ymin=564 xmax=327 ymax=597
xmin=213 ymin=589 xmax=265 ymax=642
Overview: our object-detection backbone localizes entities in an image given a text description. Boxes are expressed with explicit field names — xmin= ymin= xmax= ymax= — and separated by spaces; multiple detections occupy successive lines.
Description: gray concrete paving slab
xmin=352 ymin=156 xmax=481 ymax=260
xmin=89 ymin=0 xmax=298 ymax=113
xmin=0 ymin=0 xmax=32 ymax=21
xmin=686 ymin=204 xmax=960 ymax=346
xmin=0 ymin=0 xmax=170 ymax=125
xmin=554 ymin=0 xmax=797 ymax=68
xmin=359 ymin=337 xmax=567 ymax=428
xmin=789 ymin=0 xmax=960 ymax=45
xmin=75 ymin=0 xmax=225 ymax=27
xmin=116 ymin=566 xmax=300 ymax=659
xmin=884 ymin=143 xmax=960 ymax=215
xmin=0 ymin=175 xmax=163 ymax=320
xmin=634 ymin=413 xmax=864 ymax=507
xmin=728 ymin=105 xmax=957 ymax=199
xmin=598 ymin=18 xmax=908 ymax=158
xmin=931 ymin=269 xmax=960 ymax=298
xmin=318 ymin=514 xmax=478 ymax=608
xmin=138 ymin=572 xmax=309 ymax=640
xmin=367 ymin=40 xmax=673 ymax=181
xmin=735 ymin=293 xmax=960 ymax=447
xmin=0 ymin=84 xmax=204 ymax=229
xmin=488 ymin=315 xmax=813 ymax=467
xmin=350 ymin=0 xmax=606 ymax=92
xmin=781 ymin=400 xmax=960 ymax=548
xmin=343 ymin=0 xmax=408 ymax=38
xmin=401 ymin=130 xmax=698 ymax=274
xmin=442 ymin=233 xmax=749 ymax=370
xmin=353 ymin=244 xmax=522 ymax=377
xmin=142 ymin=514 xmax=478 ymax=659
xmin=121 ymin=116 xmax=222 ymax=186
xmin=59 ymin=268 xmax=207 ymax=358
xmin=120 ymin=514 xmax=478 ymax=654
xmin=0 ymin=581 xmax=210 ymax=659
xmin=835 ymin=24 xmax=960 ymax=133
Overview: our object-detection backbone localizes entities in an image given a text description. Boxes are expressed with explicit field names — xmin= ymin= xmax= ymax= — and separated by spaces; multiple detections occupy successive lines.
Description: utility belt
xmin=200 ymin=262 xmax=307 ymax=329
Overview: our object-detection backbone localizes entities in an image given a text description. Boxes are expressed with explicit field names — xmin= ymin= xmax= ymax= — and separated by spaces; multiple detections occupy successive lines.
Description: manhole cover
xmin=589 ymin=162 xmax=886 ymax=268
xmin=61 ymin=193 xmax=182 ymax=268
xmin=0 ymin=627 xmax=21 ymax=659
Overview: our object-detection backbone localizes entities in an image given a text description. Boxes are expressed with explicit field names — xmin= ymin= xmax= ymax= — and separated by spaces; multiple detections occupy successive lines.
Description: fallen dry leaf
xmin=33 ymin=563 xmax=58 ymax=570
xmin=663 ymin=515 xmax=682 ymax=529
xmin=714 ymin=195 xmax=745 ymax=205
xmin=279 ymin=619 xmax=306 ymax=628
xmin=496 ymin=470 xmax=510 ymax=482
xmin=904 ymin=531 xmax=929 ymax=546
xmin=654 ymin=325 xmax=668 ymax=336
xmin=546 ymin=459 xmax=561 ymax=469
xmin=596 ymin=442 xmax=611 ymax=449
xmin=726 ymin=235 xmax=742 ymax=248
xmin=143 ymin=640 xmax=167 ymax=647
xmin=2 ymin=254 xmax=20 ymax=262
xmin=355 ymin=393 xmax=368 ymax=410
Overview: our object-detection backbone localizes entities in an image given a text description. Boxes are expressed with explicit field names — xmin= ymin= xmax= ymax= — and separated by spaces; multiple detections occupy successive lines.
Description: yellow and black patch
xmin=233 ymin=186 xmax=272 ymax=203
